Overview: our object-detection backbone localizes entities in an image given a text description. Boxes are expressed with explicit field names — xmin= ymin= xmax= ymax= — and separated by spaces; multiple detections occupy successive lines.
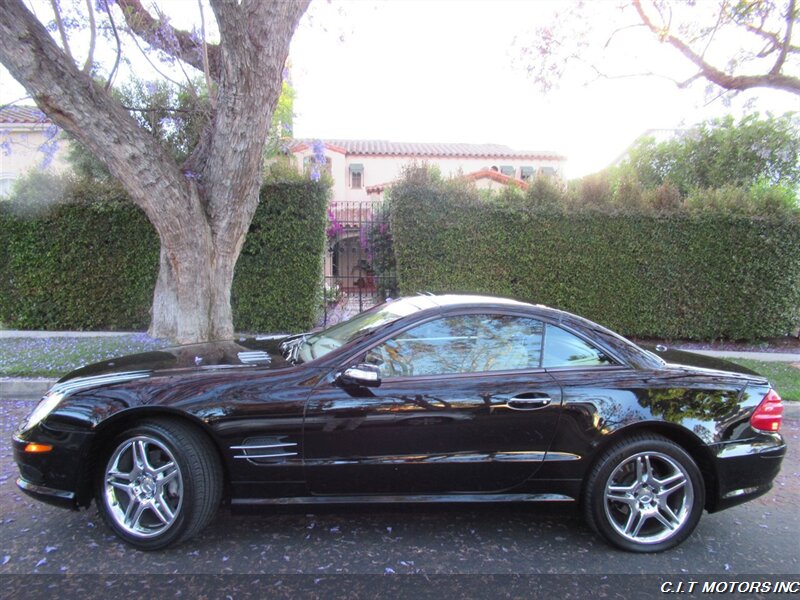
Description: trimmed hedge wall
xmin=232 ymin=180 xmax=328 ymax=332
xmin=390 ymin=176 xmax=800 ymax=340
xmin=0 ymin=185 xmax=158 ymax=330
xmin=0 ymin=179 xmax=328 ymax=333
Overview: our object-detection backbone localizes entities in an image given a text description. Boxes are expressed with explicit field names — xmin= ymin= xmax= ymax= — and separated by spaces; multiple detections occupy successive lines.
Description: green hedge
xmin=232 ymin=180 xmax=328 ymax=332
xmin=0 ymin=178 xmax=328 ymax=333
xmin=390 ymin=174 xmax=800 ymax=340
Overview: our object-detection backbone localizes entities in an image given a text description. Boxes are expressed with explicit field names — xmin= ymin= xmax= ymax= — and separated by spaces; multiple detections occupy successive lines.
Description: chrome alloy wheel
xmin=603 ymin=451 xmax=694 ymax=545
xmin=103 ymin=435 xmax=184 ymax=539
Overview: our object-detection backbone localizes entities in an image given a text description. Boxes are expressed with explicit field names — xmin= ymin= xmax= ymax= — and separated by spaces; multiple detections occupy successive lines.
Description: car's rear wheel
xmin=96 ymin=419 xmax=222 ymax=550
xmin=583 ymin=434 xmax=704 ymax=552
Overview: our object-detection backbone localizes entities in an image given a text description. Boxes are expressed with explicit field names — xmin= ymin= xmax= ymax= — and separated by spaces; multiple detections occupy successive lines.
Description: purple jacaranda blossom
xmin=38 ymin=125 xmax=61 ymax=169
xmin=0 ymin=139 xmax=12 ymax=157
xmin=750 ymin=143 xmax=771 ymax=160
xmin=189 ymin=26 xmax=203 ymax=45
xmin=312 ymin=139 xmax=325 ymax=163
xmin=96 ymin=0 xmax=116 ymax=11
xmin=310 ymin=139 xmax=326 ymax=182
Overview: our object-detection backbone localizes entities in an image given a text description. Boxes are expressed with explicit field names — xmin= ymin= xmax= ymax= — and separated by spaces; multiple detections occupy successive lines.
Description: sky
xmin=1 ymin=0 xmax=797 ymax=179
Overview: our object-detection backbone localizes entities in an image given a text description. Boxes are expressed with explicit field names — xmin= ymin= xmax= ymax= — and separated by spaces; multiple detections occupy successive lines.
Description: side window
xmin=542 ymin=324 xmax=614 ymax=368
xmin=365 ymin=314 xmax=544 ymax=378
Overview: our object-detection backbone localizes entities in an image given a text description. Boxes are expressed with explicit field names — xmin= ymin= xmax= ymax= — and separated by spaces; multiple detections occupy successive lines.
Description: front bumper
xmin=12 ymin=425 xmax=96 ymax=509
xmin=16 ymin=477 xmax=77 ymax=510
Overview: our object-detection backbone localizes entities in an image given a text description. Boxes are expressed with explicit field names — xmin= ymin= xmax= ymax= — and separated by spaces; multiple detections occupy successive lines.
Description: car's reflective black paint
xmin=13 ymin=295 xmax=786 ymax=551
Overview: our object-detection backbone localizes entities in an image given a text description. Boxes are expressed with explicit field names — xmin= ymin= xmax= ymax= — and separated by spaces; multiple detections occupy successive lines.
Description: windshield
xmin=295 ymin=297 xmax=434 ymax=363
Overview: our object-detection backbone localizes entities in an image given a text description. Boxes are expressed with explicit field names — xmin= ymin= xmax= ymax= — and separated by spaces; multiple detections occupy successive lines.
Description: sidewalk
xmin=677 ymin=349 xmax=800 ymax=362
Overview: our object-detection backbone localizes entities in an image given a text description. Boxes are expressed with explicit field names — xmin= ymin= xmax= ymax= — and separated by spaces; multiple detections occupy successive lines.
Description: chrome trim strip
xmin=17 ymin=477 xmax=75 ymax=500
xmin=304 ymin=451 xmax=548 ymax=466
xmin=50 ymin=370 xmax=150 ymax=395
xmin=230 ymin=443 xmax=297 ymax=450
xmin=234 ymin=452 xmax=298 ymax=459
xmin=232 ymin=493 xmax=575 ymax=506
xmin=542 ymin=452 xmax=582 ymax=462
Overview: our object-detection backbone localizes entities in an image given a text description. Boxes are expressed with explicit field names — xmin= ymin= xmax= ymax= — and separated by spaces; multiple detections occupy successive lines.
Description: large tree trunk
xmin=0 ymin=0 xmax=310 ymax=343
xmin=150 ymin=232 xmax=241 ymax=342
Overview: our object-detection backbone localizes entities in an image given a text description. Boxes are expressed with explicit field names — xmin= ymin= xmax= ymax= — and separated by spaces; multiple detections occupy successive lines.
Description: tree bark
xmin=0 ymin=0 xmax=310 ymax=343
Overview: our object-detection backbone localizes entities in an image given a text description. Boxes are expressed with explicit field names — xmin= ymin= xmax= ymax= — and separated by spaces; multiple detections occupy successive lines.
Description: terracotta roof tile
xmin=292 ymin=139 xmax=563 ymax=160
xmin=0 ymin=105 xmax=49 ymax=124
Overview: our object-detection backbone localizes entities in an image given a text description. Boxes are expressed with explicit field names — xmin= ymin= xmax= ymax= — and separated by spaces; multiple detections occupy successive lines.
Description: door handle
xmin=506 ymin=396 xmax=552 ymax=410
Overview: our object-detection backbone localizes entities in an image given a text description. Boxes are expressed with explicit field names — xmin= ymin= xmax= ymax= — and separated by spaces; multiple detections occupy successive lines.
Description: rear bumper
xmin=708 ymin=440 xmax=786 ymax=512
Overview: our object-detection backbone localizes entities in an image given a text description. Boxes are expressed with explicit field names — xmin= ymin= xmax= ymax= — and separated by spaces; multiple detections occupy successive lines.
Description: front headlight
xmin=24 ymin=391 xmax=65 ymax=431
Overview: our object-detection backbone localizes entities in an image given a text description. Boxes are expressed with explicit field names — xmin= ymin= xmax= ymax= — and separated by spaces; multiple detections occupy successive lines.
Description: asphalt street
xmin=0 ymin=398 xmax=797 ymax=597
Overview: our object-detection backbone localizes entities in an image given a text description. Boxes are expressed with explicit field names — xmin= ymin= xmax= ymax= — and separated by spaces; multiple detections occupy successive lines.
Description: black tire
xmin=95 ymin=419 xmax=222 ymax=550
xmin=583 ymin=434 xmax=705 ymax=553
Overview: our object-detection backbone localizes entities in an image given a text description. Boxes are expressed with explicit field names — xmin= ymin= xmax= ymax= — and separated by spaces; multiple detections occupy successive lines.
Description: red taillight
xmin=750 ymin=389 xmax=783 ymax=433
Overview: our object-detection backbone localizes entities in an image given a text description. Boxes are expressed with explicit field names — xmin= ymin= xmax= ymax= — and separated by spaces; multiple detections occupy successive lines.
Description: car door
xmin=303 ymin=312 xmax=564 ymax=495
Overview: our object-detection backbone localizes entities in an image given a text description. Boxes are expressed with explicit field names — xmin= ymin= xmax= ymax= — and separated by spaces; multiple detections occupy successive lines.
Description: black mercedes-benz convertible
xmin=13 ymin=295 xmax=785 ymax=552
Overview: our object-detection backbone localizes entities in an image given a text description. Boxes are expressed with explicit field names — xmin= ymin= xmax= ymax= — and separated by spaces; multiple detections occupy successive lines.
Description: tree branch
xmin=196 ymin=0 xmax=310 ymax=248
xmin=116 ymin=0 xmax=220 ymax=79
xmin=83 ymin=0 xmax=96 ymax=74
xmin=197 ymin=0 xmax=216 ymax=109
xmin=49 ymin=0 xmax=74 ymax=63
xmin=771 ymin=0 xmax=796 ymax=74
xmin=743 ymin=21 xmax=800 ymax=53
xmin=0 ymin=0 xmax=192 ymax=236
xmin=102 ymin=0 xmax=122 ymax=90
xmin=633 ymin=0 xmax=800 ymax=95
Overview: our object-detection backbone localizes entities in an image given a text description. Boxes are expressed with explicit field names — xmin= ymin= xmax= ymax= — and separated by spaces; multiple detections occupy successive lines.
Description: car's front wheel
xmin=96 ymin=419 xmax=222 ymax=550
xmin=584 ymin=434 xmax=705 ymax=552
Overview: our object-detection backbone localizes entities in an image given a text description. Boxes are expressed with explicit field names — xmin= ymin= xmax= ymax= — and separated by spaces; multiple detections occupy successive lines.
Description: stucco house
xmin=289 ymin=138 xmax=565 ymax=203
xmin=0 ymin=106 xmax=69 ymax=196
xmin=289 ymin=139 xmax=566 ymax=306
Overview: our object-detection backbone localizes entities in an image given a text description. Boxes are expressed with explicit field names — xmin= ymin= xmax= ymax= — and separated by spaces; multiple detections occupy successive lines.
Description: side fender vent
xmin=231 ymin=436 xmax=298 ymax=464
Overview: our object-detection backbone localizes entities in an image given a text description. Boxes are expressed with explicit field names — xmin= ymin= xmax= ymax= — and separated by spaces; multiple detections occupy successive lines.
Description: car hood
xmin=642 ymin=345 xmax=763 ymax=378
xmin=57 ymin=334 xmax=298 ymax=383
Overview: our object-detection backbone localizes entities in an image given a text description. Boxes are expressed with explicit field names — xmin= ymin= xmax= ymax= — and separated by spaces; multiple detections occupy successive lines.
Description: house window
xmin=539 ymin=166 xmax=557 ymax=178
xmin=500 ymin=166 xmax=515 ymax=177
xmin=349 ymin=163 xmax=364 ymax=189
xmin=0 ymin=176 xmax=15 ymax=197
xmin=520 ymin=166 xmax=534 ymax=181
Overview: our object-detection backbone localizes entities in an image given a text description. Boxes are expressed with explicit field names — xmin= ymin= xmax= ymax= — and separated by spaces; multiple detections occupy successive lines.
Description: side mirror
xmin=337 ymin=363 xmax=381 ymax=388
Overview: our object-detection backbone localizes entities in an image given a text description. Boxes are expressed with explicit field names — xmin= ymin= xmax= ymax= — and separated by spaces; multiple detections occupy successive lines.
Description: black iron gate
xmin=322 ymin=200 xmax=396 ymax=325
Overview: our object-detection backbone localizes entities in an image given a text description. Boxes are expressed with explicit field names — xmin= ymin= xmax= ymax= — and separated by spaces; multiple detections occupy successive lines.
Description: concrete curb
xmin=0 ymin=378 xmax=57 ymax=399
xmin=0 ymin=330 xmax=143 ymax=338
